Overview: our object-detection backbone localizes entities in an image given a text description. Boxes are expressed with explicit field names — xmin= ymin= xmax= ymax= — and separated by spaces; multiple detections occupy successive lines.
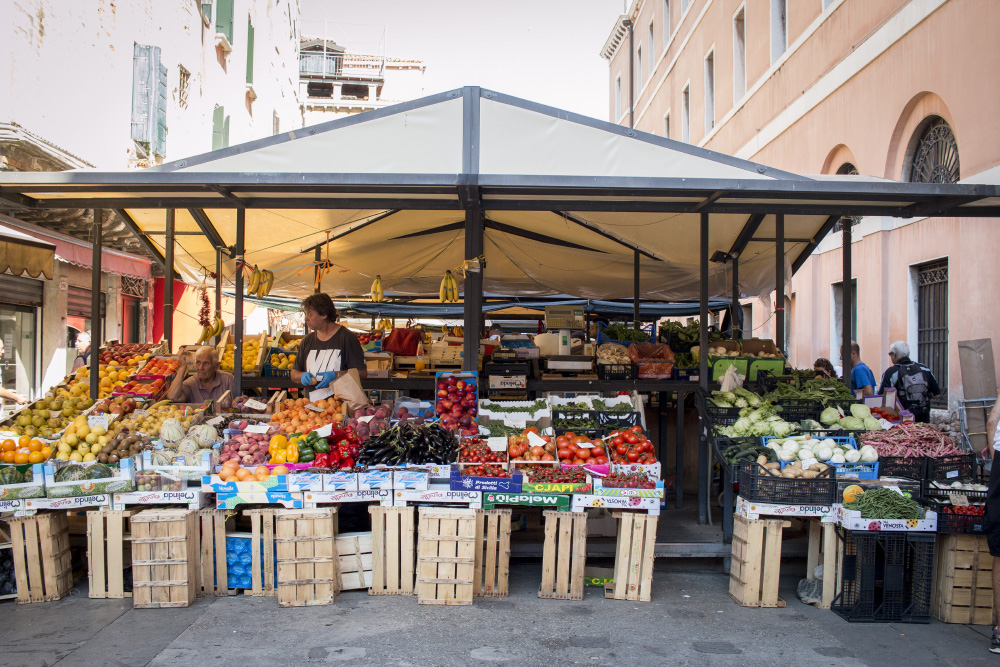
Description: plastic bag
xmin=627 ymin=343 xmax=675 ymax=379
xmin=719 ymin=364 xmax=745 ymax=393
xmin=382 ymin=328 xmax=422 ymax=356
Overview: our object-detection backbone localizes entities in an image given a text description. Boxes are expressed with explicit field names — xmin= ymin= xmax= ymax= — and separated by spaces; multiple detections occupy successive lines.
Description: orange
xmin=1 ymin=440 xmax=14 ymax=452
xmin=235 ymin=468 xmax=253 ymax=481
xmin=253 ymin=465 xmax=270 ymax=478
xmin=40 ymin=447 xmax=52 ymax=459
xmin=17 ymin=435 xmax=30 ymax=448
xmin=27 ymin=440 xmax=42 ymax=453
xmin=27 ymin=451 xmax=44 ymax=464
xmin=2 ymin=451 xmax=13 ymax=463
xmin=13 ymin=452 xmax=29 ymax=464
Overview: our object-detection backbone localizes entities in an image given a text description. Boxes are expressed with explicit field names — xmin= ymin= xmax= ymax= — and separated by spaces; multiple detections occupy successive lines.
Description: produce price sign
xmin=735 ymin=496 xmax=836 ymax=521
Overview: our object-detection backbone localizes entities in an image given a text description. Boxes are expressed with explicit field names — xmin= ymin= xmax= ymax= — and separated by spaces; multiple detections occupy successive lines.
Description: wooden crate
xmin=275 ymin=508 xmax=339 ymax=607
xmin=538 ymin=510 xmax=588 ymax=601
xmin=337 ymin=531 xmax=373 ymax=591
xmin=243 ymin=509 xmax=277 ymax=597
xmin=805 ymin=518 xmax=839 ymax=610
xmin=417 ymin=507 xmax=477 ymax=606
xmin=197 ymin=509 xmax=236 ymax=597
xmin=729 ymin=514 xmax=790 ymax=608
xmin=9 ymin=512 xmax=73 ymax=604
xmin=130 ymin=509 xmax=198 ymax=609
xmin=473 ymin=509 xmax=511 ymax=597
xmin=606 ymin=512 xmax=658 ymax=602
xmin=933 ymin=534 xmax=994 ymax=625
xmin=369 ymin=505 xmax=416 ymax=595
xmin=87 ymin=508 xmax=141 ymax=599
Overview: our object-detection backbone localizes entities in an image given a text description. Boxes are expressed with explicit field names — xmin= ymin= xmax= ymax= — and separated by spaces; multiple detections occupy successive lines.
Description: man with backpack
xmin=878 ymin=340 xmax=941 ymax=422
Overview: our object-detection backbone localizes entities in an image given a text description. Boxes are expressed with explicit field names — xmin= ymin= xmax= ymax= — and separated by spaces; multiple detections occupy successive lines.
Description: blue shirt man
xmin=845 ymin=341 xmax=876 ymax=396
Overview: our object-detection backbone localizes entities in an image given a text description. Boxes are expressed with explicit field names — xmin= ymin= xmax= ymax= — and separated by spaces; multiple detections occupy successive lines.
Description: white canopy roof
xmin=1 ymin=87 xmax=996 ymax=302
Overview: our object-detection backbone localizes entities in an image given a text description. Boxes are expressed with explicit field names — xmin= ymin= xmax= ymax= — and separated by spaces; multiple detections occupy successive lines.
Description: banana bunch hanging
xmin=439 ymin=270 xmax=460 ymax=303
xmin=370 ymin=275 xmax=384 ymax=302
xmin=196 ymin=316 xmax=225 ymax=344
xmin=378 ymin=318 xmax=393 ymax=330
xmin=246 ymin=266 xmax=275 ymax=299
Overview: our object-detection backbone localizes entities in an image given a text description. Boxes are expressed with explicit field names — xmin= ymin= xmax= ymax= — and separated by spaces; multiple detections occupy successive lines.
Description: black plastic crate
xmin=832 ymin=529 xmax=935 ymax=623
xmin=932 ymin=507 xmax=986 ymax=535
xmin=675 ymin=367 xmax=699 ymax=381
xmin=752 ymin=371 xmax=798 ymax=395
xmin=551 ymin=408 xmax=599 ymax=433
xmin=596 ymin=362 xmax=636 ymax=381
xmin=552 ymin=427 xmax=602 ymax=439
xmin=878 ymin=456 xmax=927 ymax=480
xmin=774 ymin=398 xmax=823 ymax=422
xmin=737 ymin=461 xmax=838 ymax=505
xmin=597 ymin=410 xmax=641 ymax=430
xmin=658 ymin=329 xmax=695 ymax=353
xmin=926 ymin=453 xmax=978 ymax=482
xmin=705 ymin=404 xmax=743 ymax=427
xmin=714 ymin=436 xmax=767 ymax=481
xmin=921 ymin=477 xmax=988 ymax=503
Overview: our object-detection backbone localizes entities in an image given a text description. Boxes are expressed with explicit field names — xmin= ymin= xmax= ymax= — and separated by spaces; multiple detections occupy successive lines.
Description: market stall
xmin=0 ymin=86 xmax=997 ymax=608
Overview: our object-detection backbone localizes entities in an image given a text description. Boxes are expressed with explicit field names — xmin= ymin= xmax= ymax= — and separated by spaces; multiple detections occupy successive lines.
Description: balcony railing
xmin=299 ymin=52 xmax=385 ymax=80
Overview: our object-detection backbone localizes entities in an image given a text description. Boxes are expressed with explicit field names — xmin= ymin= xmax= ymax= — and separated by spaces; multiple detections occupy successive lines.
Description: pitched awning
xmin=0 ymin=222 xmax=54 ymax=280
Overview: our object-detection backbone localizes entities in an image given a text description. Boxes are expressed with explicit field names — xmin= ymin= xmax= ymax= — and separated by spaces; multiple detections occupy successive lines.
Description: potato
xmin=801 ymin=470 xmax=820 ymax=479
xmin=764 ymin=462 xmax=780 ymax=470
xmin=780 ymin=469 xmax=799 ymax=479
xmin=757 ymin=455 xmax=768 ymax=466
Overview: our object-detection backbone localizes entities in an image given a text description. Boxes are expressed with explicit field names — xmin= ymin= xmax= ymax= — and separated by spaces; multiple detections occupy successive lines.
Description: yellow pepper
xmin=286 ymin=441 xmax=299 ymax=464
xmin=271 ymin=451 xmax=287 ymax=464
xmin=269 ymin=435 xmax=287 ymax=455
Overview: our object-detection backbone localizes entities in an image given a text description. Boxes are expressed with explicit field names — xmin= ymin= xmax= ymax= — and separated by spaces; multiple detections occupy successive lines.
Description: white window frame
xmin=664 ymin=109 xmax=671 ymax=139
xmin=704 ymin=47 xmax=715 ymax=135
xmin=615 ymin=75 xmax=622 ymax=122
xmin=770 ymin=0 xmax=787 ymax=65
xmin=681 ymin=0 xmax=690 ymax=15
xmin=732 ymin=4 xmax=747 ymax=102
xmin=663 ymin=0 xmax=671 ymax=47
xmin=681 ymin=82 xmax=690 ymax=143
xmin=648 ymin=20 xmax=655 ymax=78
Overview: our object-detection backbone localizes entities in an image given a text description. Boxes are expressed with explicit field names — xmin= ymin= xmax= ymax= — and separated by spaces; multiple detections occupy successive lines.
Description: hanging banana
xmin=246 ymin=266 xmax=261 ymax=296
xmin=371 ymin=275 xmax=384 ymax=302
xmin=261 ymin=270 xmax=274 ymax=297
xmin=439 ymin=270 xmax=460 ymax=303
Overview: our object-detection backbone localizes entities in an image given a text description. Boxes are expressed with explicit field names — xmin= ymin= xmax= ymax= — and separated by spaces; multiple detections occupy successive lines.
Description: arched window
xmin=833 ymin=162 xmax=860 ymax=232
xmin=908 ymin=117 xmax=960 ymax=184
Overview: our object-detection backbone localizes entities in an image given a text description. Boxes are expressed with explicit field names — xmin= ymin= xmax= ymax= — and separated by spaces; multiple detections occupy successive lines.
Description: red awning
xmin=0 ymin=216 xmax=151 ymax=280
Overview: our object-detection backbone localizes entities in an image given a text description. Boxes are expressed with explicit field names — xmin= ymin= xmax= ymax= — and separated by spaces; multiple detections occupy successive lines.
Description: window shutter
xmin=216 ymin=0 xmax=234 ymax=44
xmin=131 ymin=43 xmax=151 ymax=142
xmin=223 ymin=113 xmax=230 ymax=148
xmin=201 ymin=0 xmax=213 ymax=21
xmin=212 ymin=106 xmax=224 ymax=150
xmin=246 ymin=21 xmax=255 ymax=84
xmin=154 ymin=63 xmax=167 ymax=156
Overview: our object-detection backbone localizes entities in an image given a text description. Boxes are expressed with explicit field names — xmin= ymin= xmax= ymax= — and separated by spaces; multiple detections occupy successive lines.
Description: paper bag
xmin=332 ymin=368 xmax=369 ymax=413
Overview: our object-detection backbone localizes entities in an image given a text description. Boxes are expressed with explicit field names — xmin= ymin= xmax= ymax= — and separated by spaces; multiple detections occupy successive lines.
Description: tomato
xmin=593 ymin=456 xmax=608 ymax=464
xmin=613 ymin=437 xmax=624 ymax=447
xmin=531 ymin=445 xmax=545 ymax=457
xmin=616 ymin=444 xmax=628 ymax=455
xmin=626 ymin=450 xmax=640 ymax=462
xmin=563 ymin=431 xmax=577 ymax=439
xmin=626 ymin=433 xmax=639 ymax=445
xmin=541 ymin=453 xmax=555 ymax=461
xmin=591 ymin=445 xmax=605 ymax=457
xmin=630 ymin=426 xmax=643 ymax=434
xmin=555 ymin=436 xmax=569 ymax=447
xmin=577 ymin=448 xmax=591 ymax=460
xmin=558 ymin=448 xmax=572 ymax=459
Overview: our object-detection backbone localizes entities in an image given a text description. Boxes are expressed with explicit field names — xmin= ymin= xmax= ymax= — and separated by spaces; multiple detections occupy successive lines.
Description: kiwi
xmin=108 ymin=454 xmax=119 ymax=464
xmin=98 ymin=453 xmax=108 ymax=463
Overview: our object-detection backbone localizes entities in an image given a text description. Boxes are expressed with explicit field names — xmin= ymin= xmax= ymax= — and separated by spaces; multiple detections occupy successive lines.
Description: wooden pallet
xmin=87 ymin=508 xmax=141 ymax=599
xmin=933 ymin=534 xmax=994 ymax=625
xmin=729 ymin=514 xmax=790 ymax=608
xmin=337 ymin=531 xmax=373 ymax=591
xmin=243 ymin=509 xmax=277 ymax=597
xmin=9 ymin=512 xmax=73 ymax=604
xmin=275 ymin=508 xmax=339 ymax=607
xmin=131 ymin=508 xmax=198 ymax=608
xmin=474 ymin=509 xmax=511 ymax=598
xmin=369 ymin=506 xmax=416 ymax=595
xmin=606 ymin=512 xmax=658 ymax=602
xmin=197 ymin=509 xmax=236 ymax=597
xmin=538 ymin=510 xmax=588 ymax=601
xmin=417 ymin=507 xmax=477 ymax=606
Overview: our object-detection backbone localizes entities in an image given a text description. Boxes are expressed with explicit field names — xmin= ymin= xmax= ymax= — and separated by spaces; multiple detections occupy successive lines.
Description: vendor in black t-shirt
xmin=292 ymin=293 xmax=367 ymax=400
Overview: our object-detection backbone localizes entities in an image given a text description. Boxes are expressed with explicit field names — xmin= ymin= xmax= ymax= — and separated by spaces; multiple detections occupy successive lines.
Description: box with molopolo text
xmin=481 ymin=491 xmax=569 ymax=510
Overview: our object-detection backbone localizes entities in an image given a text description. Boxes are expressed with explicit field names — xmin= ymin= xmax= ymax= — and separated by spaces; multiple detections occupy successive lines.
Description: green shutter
xmin=246 ymin=21 xmax=254 ymax=84
xmin=131 ymin=44 xmax=151 ymax=142
xmin=216 ymin=0 xmax=234 ymax=45
xmin=201 ymin=0 xmax=213 ymax=21
xmin=153 ymin=63 xmax=167 ymax=157
xmin=212 ymin=106 xmax=225 ymax=150
xmin=223 ymin=114 xmax=230 ymax=148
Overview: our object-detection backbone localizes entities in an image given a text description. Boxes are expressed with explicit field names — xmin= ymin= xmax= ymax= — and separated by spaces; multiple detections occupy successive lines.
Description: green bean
xmin=844 ymin=487 xmax=924 ymax=520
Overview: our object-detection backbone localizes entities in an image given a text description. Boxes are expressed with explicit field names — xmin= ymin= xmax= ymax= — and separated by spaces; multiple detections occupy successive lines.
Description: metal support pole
xmin=164 ymin=209 xmax=174 ymax=351
xmin=842 ymin=219 xmax=853 ymax=387
xmin=89 ymin=210 xmax=102 ymax=401
xmin=627 ymin=21 xmax=634 ymax=129
xmin=731 ymin=254 xmax=740 ymax=339
xmin=234 ymin=209 xmax=245 ymax=397
xmin=775 ymin=214 xmax=785 ymax=355
xmin=633 ymin=249 xmax=640 ymax=328
xmin=314 ymin=247 xmax=321 ymax=295
xmin=675 ymin=391 xmax=685 ymax=509
xmin=214 ymin=247 xmax=222 ymax=346
xmin=463 ymin=204 xmax=484 ymax=371
xmin=658 ymin=391 xmax=667 ymax=469
xmin=698 ymin=212 xmax=709 ymax=525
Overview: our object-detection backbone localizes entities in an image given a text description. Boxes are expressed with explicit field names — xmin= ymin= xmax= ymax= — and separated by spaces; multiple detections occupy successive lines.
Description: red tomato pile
xmin=508 ymin=429 xmax=557 ymax=462
xmin=940 ymin=505 xmax=985 ymax=516
xmin=461 ymin=464 xmax=509 ymax=478
xmin=606 ymin=427 xmax=656 ymax=465
xmin=525 ymin=466 xmax=587 ymax=484
xmin=459 ymin=438 xmax=508 ymax=464
xmin=869 ymin=406 xmax=897 ymax=421
xmin=555 ymin=432 xmax=608 ymax=466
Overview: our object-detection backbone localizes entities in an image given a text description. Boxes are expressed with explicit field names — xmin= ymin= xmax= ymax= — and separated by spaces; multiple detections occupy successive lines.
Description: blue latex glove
xmin=314 ymin=371 xmax=338 ymax=389
xmin=300 ymin=372 xmax=315 ymax=387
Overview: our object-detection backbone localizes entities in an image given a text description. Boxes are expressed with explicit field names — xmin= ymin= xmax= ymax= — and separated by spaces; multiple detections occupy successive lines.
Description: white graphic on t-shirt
xmin=306 ymin=348 xmax=342 ymax=375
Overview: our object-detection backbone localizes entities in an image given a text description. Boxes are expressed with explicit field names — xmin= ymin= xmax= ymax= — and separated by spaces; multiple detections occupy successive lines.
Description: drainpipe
xmin=626 ymin=19 xmax=634 ymax=129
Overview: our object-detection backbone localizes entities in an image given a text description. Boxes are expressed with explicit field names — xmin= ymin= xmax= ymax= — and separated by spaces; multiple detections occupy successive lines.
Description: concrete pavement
xmin=0 ymin=560 xmax=993 ymax=667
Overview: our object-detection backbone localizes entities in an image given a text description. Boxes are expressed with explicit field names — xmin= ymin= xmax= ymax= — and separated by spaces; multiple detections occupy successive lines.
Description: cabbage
xmin=732 ymin=418 xmax=752 ymax=434
xmin=783 ymin=442 xmax=800 ymax=455
xmin=844 ymin=449 xmax=862 ymax=463
xmin=859 ymin=446 xmax=879 ymax=463
xmin=771 ymin=421 xmax=795 ymax=438
xmin=777 ymin=449 xmax=796 ymax=462
xmin=820 ymin=407 xmax=841 ymax=426
xmin=863 ymin=417 xmax=882 ymax=431
xmin=839 ymin=416 xmax=865 ymax=430
xmin=850 ymin=404 xmax=872 ymax=420
xmin=830 ymin=452 xmax=846 ymax=464
xmin=712 ymin=399 xmax=733 ymax=408
xmin=816 ymin=446 xmax=833 ymax=461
